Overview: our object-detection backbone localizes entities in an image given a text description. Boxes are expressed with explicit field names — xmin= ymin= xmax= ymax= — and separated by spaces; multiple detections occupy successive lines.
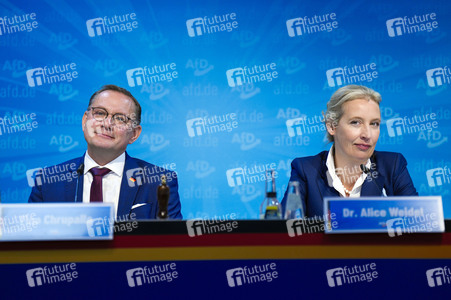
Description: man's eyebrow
xmin=93 ymin=106 xmax=130 ymax=115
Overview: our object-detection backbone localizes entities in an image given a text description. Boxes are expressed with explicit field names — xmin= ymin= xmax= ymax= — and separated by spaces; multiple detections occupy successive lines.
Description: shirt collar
xmin=83 ymin=151 xmax=126 ymax=177
xmin=326 ymin=145 xmax=371 ymax=196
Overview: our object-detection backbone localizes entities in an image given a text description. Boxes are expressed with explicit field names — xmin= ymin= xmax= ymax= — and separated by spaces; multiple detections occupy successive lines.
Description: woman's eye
xmin=350 ymin=120 xmax=360 ymax=125
xmin=371 ymin=122 xmax=380 ymax=127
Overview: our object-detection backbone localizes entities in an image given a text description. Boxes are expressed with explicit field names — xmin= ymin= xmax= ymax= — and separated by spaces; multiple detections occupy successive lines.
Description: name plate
xmin=0 ymin=203 xmax=114 ymax=241
xmin=324 ymin=196 xmax=445 ymax=235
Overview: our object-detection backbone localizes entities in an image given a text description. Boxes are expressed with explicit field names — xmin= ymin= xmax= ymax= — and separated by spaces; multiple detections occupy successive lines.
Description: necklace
xmin=343 ymin=186 xmax=352 ymax=195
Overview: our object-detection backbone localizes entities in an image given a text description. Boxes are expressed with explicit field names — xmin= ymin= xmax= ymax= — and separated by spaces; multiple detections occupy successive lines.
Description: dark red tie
xmin=89 ymin=167 xmax=111 ymax=202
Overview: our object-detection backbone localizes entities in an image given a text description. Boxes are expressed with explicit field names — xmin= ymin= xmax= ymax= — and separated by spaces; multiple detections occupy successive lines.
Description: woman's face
xmin=327 ymin=98 xmax=381 ymax=165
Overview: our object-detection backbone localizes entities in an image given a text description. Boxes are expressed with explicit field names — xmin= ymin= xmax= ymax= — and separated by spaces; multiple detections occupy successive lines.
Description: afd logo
xmin=86 ymin=218 xmax=110 ymax=237
xmin=26 ymin=167 xmax=44 ymax=187
xmin=186 ymin=219 xmax=204 ymax=237
xmin=186 ymin=18 xmax=204 ymax=37
xmin=426 ymin=167 xmax=451 ymax=187
xmin=326 ymin=268 xmax=344 ymax=287
xmin=126 ymin=167 xmax=145 ymax=187
xmin=126 ymin=68 xmax=144 ymax=87
xmin=426 ymin=267 xmax=451 ymax=287
xmin=126 ymin=268 xmax=145 ymax=287
xmin=186 ymin=117 xmax=203 ymax=137
xmin=286 ymin=117 xmax=304 ymax=137
xmin=226 ymin=68 xmax=245 ymax=87
xmin=26 ymin=68 xmax=44 ymax=87
xmin=326 ymin=68 xmax=344 ymax=87
xmin=386 ymin=218 xmax=405 ymax=237
xmin=386 ymin=118 xmax=403 ymax=137
xmin=226 ymin=268 xmax=245 ymax=287
xmin=26 ymin=268 xmax=45 ymax=287
xmin=426 ymin=67 xmax=451 ymax=87
xmin=86 ymin=18 xmax=104 ymax=37
xmin=226 ymin=168 xmax=245 ymax=187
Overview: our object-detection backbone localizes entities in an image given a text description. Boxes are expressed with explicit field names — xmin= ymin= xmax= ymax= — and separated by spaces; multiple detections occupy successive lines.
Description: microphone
xmin=74 ymin=163 xmax=84 ymax=202
xmin=360 ymin=164 xmax=383 ymax=196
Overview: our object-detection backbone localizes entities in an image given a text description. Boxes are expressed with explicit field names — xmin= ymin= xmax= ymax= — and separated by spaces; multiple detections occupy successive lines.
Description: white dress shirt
xmin=82 ymin=151 xmax=125 ymax=217
xmin=326 ymin=146 xmax=371 ymax=198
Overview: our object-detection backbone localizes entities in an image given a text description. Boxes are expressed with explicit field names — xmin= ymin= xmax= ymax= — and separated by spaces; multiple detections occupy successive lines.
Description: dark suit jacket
xmin=282 ymin=151 xmax=418 ymax=218
xmin=28 ymin=152 xmax=182 ymax=220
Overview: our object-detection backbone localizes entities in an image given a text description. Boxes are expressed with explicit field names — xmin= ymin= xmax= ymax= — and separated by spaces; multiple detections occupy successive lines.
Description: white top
xmin=82 ymin=151 xmax=125 ymax=217
xmin=325 ymin=146 xmax=371 ymax=198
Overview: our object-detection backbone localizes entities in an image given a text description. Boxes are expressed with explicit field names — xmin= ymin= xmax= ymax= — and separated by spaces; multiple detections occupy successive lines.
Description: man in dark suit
xmin=28 ymin=85 xmax=182 ymax=220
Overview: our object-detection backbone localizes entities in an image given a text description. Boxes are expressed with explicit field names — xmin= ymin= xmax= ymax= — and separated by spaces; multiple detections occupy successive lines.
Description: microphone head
xmin=77 ymin=163 xmax=85 ymax=175
xmin=360 ymin=164 xmax=369 ymax=173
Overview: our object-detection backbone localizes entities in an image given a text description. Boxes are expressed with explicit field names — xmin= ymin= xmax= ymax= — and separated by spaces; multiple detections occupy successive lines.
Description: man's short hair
xmin=88 ymin=84 xmax=142 ymax=125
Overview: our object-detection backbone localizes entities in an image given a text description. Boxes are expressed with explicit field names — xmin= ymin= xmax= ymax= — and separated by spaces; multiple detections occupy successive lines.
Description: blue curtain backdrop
xmin=1 ymin=0 xmax=450 ymax=219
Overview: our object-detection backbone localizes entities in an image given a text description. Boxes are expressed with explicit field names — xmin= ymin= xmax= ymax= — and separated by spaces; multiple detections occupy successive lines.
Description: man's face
xmin=82 ymin=90 xmax=141 ymax=155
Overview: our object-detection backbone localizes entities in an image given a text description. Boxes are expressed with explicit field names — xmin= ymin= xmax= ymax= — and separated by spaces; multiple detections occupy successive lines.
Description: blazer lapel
xmin=117 ymin=152 xmax=140 ymax=218
xmin=318 ymin=152 xmax=340 ymax=200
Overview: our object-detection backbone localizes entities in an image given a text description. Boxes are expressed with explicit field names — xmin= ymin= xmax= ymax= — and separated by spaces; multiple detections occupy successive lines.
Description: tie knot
xmin=89 ymin=167 xmax=111 ymax=177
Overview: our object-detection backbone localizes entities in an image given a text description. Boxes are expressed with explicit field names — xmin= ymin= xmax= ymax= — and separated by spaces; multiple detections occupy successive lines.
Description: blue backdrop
xmin=1 ymin=0 xmax=450 ymax=219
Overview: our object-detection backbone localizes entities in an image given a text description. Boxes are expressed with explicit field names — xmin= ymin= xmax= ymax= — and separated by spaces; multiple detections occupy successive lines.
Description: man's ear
xmin=128 ymin=125 xmax=142 ymax=144
xmin=82 ymin=112 xmax=88 ymax=132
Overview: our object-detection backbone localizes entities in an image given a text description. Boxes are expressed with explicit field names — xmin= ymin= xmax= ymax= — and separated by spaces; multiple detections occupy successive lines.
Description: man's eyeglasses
xmin=88 ymin=107 xmax=135 ymax=126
